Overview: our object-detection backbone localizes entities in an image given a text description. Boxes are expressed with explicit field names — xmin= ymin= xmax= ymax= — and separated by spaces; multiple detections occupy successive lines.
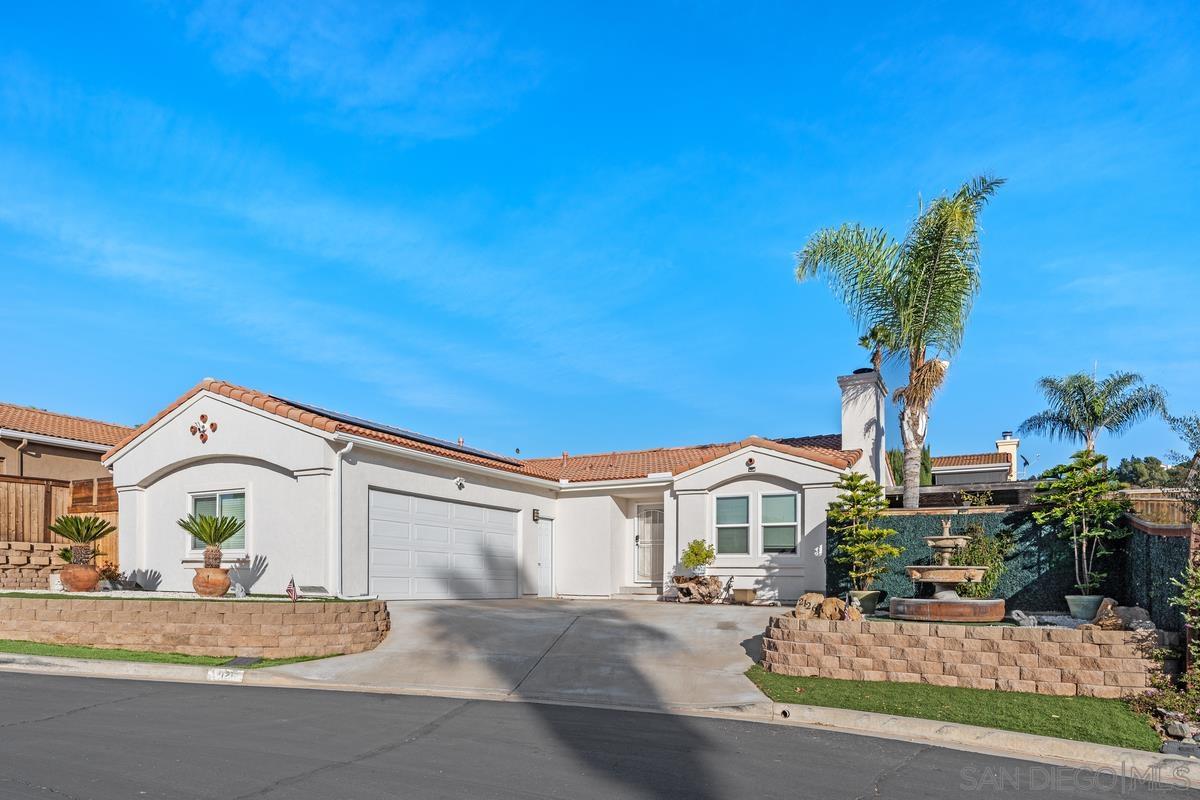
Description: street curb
xmin=771 ymin=702 xmax=1197 ymax=790
xmin=1 ymin=654 xmax=1194 ymax=788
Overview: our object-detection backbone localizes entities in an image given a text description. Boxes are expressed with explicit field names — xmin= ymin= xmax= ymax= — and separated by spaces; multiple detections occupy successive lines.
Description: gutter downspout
xmin=332 ymin=440 xmax=354 ymax=598
xmin=15 ymin=438 xmax=28 ymax=477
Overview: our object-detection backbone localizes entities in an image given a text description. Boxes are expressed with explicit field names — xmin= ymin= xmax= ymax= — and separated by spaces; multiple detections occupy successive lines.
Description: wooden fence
xmin=0 ymin=475 xmax=119 ymax=566
xmin=1124 ymin=490 xmax=1192 ymax=526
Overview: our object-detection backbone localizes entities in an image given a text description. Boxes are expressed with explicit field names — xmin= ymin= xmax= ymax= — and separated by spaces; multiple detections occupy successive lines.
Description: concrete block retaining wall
xmin=0 ymin=541 xmax=63 ymax=590
xmin=0 ymin=596 xmax=390 ymax=658
xmin=762 ymin=615 xmax=1179 ymax=699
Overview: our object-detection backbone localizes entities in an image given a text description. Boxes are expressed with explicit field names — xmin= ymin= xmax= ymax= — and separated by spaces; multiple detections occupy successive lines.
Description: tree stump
xmin=673 ymin=575 xmax=724 ymax=604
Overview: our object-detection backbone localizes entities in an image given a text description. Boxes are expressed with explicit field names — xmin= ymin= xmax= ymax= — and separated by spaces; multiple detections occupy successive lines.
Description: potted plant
xmin=1033 ymin=450 xmax=1129 ymax=619
xmin=681 ymin=538 xmax=715 ymax=577
xmin=827 ymin=472 xmax=901 ymax=615
xmin=177 ymin=513 xmax=245 ymax=597
xmin=48 ymin=515 xmax=116 ymax=592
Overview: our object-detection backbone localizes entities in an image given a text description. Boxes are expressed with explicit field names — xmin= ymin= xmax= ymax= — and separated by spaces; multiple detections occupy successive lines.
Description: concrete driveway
xmin=262 ymin=599 xmax=779 ymax=712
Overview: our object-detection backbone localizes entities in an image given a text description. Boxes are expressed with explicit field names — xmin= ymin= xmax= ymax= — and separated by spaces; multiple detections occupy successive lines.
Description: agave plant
xmin=48 ymin=515 xmax=117 ymax=565
xmin=177 ymin=514 xmax=244 ymax=568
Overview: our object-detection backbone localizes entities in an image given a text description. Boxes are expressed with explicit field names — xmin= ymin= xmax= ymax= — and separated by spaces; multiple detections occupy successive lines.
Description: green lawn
xmin=746 ymin=664 xmax=1161 ymax=751
xmin=0 ymin=639 xmax=326 ymax=669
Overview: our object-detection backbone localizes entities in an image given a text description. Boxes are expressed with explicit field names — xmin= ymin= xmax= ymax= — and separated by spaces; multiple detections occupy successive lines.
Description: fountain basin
xmin=888 ymin=597 xmax=1006 ymax=623
xmin=904 ymin=565 xmax=987 ymax=584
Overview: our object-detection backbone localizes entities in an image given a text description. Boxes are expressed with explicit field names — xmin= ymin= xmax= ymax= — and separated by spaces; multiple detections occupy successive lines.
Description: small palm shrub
xmin=49 ymin=515 xmax=116 ymax=565
xmin=681 ymin=539 xmax=715 ymax=571
xmin=177 ymin=514 xmax=244 ymax=568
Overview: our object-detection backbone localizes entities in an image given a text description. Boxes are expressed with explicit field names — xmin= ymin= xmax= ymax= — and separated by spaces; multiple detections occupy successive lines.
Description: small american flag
xmin=285 ymin=576 xmax=298 ymax=606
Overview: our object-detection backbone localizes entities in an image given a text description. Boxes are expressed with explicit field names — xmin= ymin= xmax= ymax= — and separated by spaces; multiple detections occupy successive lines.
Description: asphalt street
xmin=0 ymin=673 xmax=1190 ymax=799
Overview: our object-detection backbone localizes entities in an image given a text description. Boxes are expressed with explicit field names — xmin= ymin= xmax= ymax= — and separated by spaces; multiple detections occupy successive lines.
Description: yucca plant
xmin=176 ymin=514 xmax=244 ymax=568
xmin=48 ymin=515 xmax=116 ymax=565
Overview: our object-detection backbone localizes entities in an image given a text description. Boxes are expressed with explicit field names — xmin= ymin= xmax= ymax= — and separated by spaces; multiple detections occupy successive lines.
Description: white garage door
xmin=368 ymin=489 xmax=519 ymax=599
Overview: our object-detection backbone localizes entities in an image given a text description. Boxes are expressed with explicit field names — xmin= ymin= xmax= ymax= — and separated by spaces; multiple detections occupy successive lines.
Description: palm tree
xmin=1018 ymin=371 xmax=1167 ymax=452
xmin=858 ymin=323 xmax=894 ymax=376
xmin=177 ymin=514 xmax=245 ymax=568
xmin=48 ymin=515 xmax=116 ymax=564
xmin=796 ymin=175 xmax=1004 ymax=508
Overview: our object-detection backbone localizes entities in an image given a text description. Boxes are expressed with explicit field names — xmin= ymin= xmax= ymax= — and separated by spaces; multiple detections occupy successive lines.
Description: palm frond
xmin=795 ymin=224 xmax=901 ymax=334
xmin=49 ymin=515 xmax=116 ymax=545
xmin=176 ymin=514 xmax=244 ymax=547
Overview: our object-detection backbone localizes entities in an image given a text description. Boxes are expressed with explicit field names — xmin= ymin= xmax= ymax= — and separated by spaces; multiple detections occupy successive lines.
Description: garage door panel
xmin=454 ymin=504 xmax=485 ymax=522
xmin=370 ymin=518 xmax=411 ymax=540
xmin=368 ymin=489 xmax=519 ymax=600
xmin=371 ymin=576 xmax=413 ymax=596
xmin=370 ymin=549 xmax=412 ymax=568
xmin=414 ymin=550 xmax=451 ymax=568
xmin=486 ymin=509 xmax=516 ymax=529
xmin=414 ymin=523 xmax=450 ymax=543
xmin=414 ymin=497 xmax=451 ymax=517
xmin=454 ymin=528 xmax=484 ymax=546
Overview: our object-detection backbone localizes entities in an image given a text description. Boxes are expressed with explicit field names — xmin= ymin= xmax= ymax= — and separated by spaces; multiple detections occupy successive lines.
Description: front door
xmin=635 ymin=505 xmax=664 ymax=583
xmin=537 ymin=519 xmax=554 ymax=598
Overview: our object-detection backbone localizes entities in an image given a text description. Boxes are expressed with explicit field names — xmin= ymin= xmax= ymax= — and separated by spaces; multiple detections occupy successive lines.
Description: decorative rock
xmin=1091 ymin=598 xmax=1153 ymax=631
xmin=1011 ymin=610 xmax=1038 ymax=627
xmin=843 ymin=603 xmax=863 ymax=621
xmin=1161 ymin=741 xmax=1200 ymax=759
xmin=818 ymin=597 xmax=846 ymax=620
xmin=795 ymin=592 xmax=825 ymax=619
xmin=1166 ymin=720 xmax=1193 ymax=739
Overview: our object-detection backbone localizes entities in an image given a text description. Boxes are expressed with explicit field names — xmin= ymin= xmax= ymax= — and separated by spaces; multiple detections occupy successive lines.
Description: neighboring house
xmin=0 ymin=402 xmax=134 ymax=481
xmin=930 ymin=431 xmax=1020 ymax=486
xmin=102 ymin=370 xmax=886 ymax=601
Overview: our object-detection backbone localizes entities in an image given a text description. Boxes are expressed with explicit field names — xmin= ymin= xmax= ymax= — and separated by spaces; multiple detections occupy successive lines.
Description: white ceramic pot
xmin=692 ymin=564 xmax=708 ymax=577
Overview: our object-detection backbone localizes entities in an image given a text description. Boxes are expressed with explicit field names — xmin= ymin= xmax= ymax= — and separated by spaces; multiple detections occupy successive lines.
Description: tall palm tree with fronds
xmin=796 ymin=175 xmax=1004 ymax=508
xmin=1018 ymin=371 xmax=1167 ymax=452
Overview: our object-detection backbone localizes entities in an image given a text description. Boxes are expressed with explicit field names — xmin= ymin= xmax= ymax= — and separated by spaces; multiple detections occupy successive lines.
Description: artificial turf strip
xmin=746 ymin=664 xmax=1161 ymax=752
xmin=0 ymin=639 xmax=326 ymax=669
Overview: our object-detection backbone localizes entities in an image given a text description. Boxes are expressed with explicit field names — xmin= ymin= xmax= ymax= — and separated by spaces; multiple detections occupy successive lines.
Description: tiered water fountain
xmin=889 ymin=519 xmax=1005 ymax=622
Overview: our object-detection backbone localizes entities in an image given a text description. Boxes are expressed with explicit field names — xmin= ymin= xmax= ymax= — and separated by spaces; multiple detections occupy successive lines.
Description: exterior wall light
xmin=454 ymin=477 xmax=466 ymax=490
xmin=746 ymin=457 xmax=756 ymax=472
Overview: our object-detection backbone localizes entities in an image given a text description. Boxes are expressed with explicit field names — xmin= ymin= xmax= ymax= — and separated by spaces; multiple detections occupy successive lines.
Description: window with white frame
xmin=715 ymin=496 xmax=750 ymax=554
xmin=189 ymin=492 xmax=246 ymax=553
xmin=761 ymin=494 xmax=798 ymax=554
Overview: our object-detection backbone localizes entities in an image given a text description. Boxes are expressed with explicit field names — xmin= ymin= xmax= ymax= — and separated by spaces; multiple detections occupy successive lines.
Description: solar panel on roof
xmin=271 ymin=396 xmax=524 ymax=467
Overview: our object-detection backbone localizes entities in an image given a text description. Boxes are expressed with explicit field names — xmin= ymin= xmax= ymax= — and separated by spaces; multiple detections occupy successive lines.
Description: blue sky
xmin=3 ymin=1 xmax=1198 ymax=472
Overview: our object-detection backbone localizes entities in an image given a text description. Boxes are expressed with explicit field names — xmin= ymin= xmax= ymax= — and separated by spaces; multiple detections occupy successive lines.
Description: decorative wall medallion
xmin=190 ymin=414 xmax=218 ymax=444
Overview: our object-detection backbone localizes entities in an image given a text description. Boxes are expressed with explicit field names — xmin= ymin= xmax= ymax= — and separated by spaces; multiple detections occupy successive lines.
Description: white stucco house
xmin=102 ymin=370 xmax=886 ymax=602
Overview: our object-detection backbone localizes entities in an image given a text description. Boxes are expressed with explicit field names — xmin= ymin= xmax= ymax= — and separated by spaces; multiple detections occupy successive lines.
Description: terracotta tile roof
xmin=103 ymin=379 xmax=861 ymax=482
xmin=0 ymin=402 xmax=135 ymax=448
xmin=931 ymin=452 xmax=1011 ymax=469
xmin=102 ymin=379 xmax=539 ymax=479
xmin=524 ymin=434 xmax=860 ymax=482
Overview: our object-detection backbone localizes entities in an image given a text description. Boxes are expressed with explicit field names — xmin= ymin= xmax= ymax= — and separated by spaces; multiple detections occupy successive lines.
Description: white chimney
xmin=837 ymin=370 xmax=886 ymax=484
xmin=995 ymin=431 xmax=1019 ymax=481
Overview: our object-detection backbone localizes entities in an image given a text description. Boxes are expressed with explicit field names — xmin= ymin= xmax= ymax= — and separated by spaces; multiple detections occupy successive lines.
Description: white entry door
xmin=537 ymin=519 xmax=554 ymax=598
xmin=635 ymin=505 xmax=664 ymax=583
xmin=368 ymin=489 xmax=518 ymax=600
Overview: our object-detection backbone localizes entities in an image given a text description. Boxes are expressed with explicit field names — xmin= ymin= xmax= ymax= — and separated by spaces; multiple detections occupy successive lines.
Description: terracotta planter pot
xmin=193 ymin=567 xmax=232 ymax=597
xmin=60 ymin=564 xmax=100 ymax=593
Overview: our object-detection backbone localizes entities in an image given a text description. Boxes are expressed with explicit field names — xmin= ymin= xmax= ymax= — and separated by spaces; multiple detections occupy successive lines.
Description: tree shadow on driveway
xmin=420 ymin=551 xmax=726 ymax=800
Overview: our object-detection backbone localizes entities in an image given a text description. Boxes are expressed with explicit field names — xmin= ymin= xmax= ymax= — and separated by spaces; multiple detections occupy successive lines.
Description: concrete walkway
xmin=262 ymin=599 xmax=778 ymax=712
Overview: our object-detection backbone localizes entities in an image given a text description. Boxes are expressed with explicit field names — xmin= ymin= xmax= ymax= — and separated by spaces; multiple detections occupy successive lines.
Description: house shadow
xmin=425 ymin=548 xmax=724 ymax=800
